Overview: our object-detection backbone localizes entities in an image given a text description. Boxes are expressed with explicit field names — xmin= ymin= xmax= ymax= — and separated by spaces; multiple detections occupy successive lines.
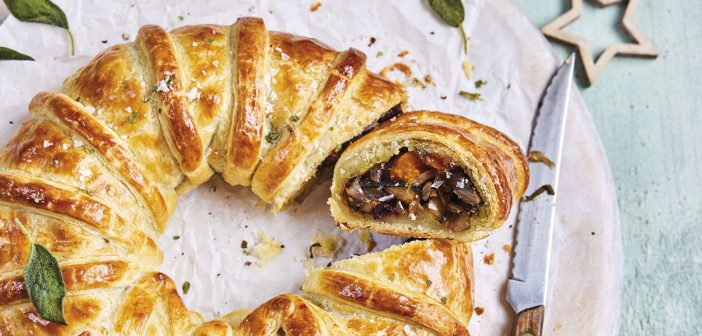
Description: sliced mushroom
xmin=373 ymin=203 xmax=396 ymax=219
xmin=384 ymin=186 xmax=417 ymax=204
xmin=421 ymin=181 xmax=433 ymax=201
xmin=363 ymin=187 xmax=387 ymax=200
xmin=454 ymin=186 xmax=481 ymax=206
xmin=426 ymin=196 xmax=445 ymax=219
xmin=369 ymin=163 xmax=384 ymax=183
xmin=445 ymin=213 xmax=472 ymax=232
xmin=345 ymin=177 xmax=368 ymax=202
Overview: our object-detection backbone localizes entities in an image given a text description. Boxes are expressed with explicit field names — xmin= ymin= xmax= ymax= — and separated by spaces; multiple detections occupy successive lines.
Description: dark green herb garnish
xmin=524 ymin=184 xmax=555 ymax=201
xmin=520 ymin=332 xmax=534 ymax=336
xmin=459 ymin=91 xmax=481 ymax=101
xmin=14 ymin=219 xmax=67 ymax=324
xmin=241 ymin=240 xmax=248 ymax=249
xmin=426 ymin=279 xmax=432 ymax=286
xmin=3 ymin=0 xmax=76 ymax=55
xmin=165 ymin=73 xmax=175 ymax=86
xmin=288 ymin=115 xmax=299 ymax=122
xmin=182 ymin=281 xmax=191 ymax=294
xmin=173 ymin=235 xmax=180 ymax=240
xmin=474 ymin=79 xmax=487 ymax=88
xmin=376 ymin=51 xmax=384 ymax=57
xmin=0 ymin=46 xmax=34 ymax=61
xmin=203 ymin=37 xmax=214 ymax=43
xmin=128 ymin=112 xmax=138 ymax=124
xmin=441 ymin=296 xmax=448 ymax=304
xmin=428 ymin=0 xmax=467 ymax=54
xmin=265 ymin=130 xmax=279 ymax=144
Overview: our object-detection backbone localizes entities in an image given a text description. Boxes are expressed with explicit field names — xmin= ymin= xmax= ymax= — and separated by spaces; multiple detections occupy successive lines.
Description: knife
xmin=506 ymin=53 xmax=575 ymax=336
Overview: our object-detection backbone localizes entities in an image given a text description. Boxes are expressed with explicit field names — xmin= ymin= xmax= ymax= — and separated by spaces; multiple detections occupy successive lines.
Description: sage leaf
xmin=427 ymin=0 xmax=468 ymax=54
xmin=3 ymin=0 xmax=76 ymax=55
xmin=0 ymin=46 xmax=34 ymax=61
xmin=14 ymin=219 xmax=67 ymax=324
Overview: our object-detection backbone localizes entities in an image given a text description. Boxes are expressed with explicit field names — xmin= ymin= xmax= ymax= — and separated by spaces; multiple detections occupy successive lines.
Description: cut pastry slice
xmin=329 ymin=111 xmax=529 ymax=241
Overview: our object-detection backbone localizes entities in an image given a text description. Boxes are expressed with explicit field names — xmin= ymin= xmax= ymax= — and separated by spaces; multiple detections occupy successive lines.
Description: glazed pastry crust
xmin=233 ymin=239 xmax=473 ymax=336
xmin=329 ymin=110 xmax=529 ymax=241
xmin=0 ymin=17 xmax=405 ymax=335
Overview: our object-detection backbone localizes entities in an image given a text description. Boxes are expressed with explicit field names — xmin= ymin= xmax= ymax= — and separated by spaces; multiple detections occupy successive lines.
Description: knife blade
xmin=506 ymin=53 xmax=575 ymax=335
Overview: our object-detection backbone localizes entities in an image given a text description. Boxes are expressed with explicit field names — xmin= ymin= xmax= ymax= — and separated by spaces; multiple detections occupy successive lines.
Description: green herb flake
xmin=128 ymin=111 xmax=138 ymax=124
xmin=459 ymin=91 xmax=482 ymax=101
xmin=426 ymin=279 xmax=432 ymax=286
xmin=475 ymin=79 xmax=487 ymax=88
xmin=178 ymin=15 xmax=184 ymax=21
xmin=203 ymin=37 xmax=215 ymax=43
xmin=14 ymin=220 xmax=67 ymax=324
xmin=172 ymin=235 xmax=180 ymax=240
xmin=241 ymin=240 xmax=248 ymax=249
xmin=4 ymin=0 xmax=76 ymax=55
xmin=0 ymin=46 xmax=34 ymax=61
xmin=288 ymin=115 xmax=299 ymax=122
xmin=520 ymin=333 xmax=534 ymax=336
xmin=507 ymin=83 xmax=512 ymax=89
xmin=329 ymin=126 xmax=334 ymax=131
xmin=441 ymin=296 xmax=448 ymax=304
xmin=265 ymin=130 xmax=279 ymax=144
xmin=427 ymin=0 xmax=467 ymax=54
xmin=376 ymin=51 xmax=384 ymax=57
xmin=182 ymin=281 xmax=191 ymax=294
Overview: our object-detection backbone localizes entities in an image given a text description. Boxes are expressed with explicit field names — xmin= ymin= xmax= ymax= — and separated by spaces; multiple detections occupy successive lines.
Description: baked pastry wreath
xmin=0 ymin=17 xmax=523 ymax=336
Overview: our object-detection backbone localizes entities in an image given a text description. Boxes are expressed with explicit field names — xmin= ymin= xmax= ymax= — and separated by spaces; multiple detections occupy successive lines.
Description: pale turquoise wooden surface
xmin=516 ymin=0 xmax=702 ymax=334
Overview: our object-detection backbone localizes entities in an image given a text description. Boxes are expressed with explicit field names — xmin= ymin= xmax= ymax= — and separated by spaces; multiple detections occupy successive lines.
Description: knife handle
xmin=511 ymin=305 xmax=545 ymax=336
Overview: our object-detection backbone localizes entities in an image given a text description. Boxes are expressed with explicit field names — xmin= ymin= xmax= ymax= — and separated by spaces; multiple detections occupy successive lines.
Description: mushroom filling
xmin=343 ymin=149 xmax=483 ymax=232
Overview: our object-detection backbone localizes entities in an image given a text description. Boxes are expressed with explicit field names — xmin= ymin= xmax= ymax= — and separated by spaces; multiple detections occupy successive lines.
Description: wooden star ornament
xmin=542 ymin=0 xmax=658 ymax=86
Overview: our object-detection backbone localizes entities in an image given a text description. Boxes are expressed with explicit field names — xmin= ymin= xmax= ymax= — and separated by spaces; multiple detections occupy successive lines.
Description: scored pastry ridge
xmin=0 ymin=15 xmax=529 ymax=336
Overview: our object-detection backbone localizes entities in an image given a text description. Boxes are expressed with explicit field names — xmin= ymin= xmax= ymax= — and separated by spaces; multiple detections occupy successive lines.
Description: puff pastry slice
xmin=329 ymin=110 xmax=529 ymax=241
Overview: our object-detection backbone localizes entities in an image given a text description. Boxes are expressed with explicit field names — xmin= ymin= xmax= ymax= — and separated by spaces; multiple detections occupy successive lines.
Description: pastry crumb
xmin=483 ymin=253 xmax=495 ymax=265
xmin=121 ymin=33 xmax=130 ymax=41
xmin=502 ymin=244 xmax=512 ymax=253
xmin=251 ymin=231 xmax=283 ymax=266
xmin=461 ymin=60 xmax=474 ymax=80
xmin=310 ymin=2 xmax=321 ymax=12
xmin=474 ymin=306 xmax=485 ymax=315
xmin=309 ymin=234 xmax=345 ymax=259
xmin=397 ymin=50 xmax=409 ymax=58
xmin=358 ymin=231 xmax=376 ymax=252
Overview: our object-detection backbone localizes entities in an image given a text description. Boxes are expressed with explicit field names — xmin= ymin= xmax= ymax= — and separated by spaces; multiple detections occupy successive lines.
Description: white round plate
xmin=0 ymin=0 xmax=621 ymax=335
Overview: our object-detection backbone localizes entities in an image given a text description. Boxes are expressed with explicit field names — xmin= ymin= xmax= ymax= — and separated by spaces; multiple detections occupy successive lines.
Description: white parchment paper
xmin=0 ymin=1 xmax=622 ymax=335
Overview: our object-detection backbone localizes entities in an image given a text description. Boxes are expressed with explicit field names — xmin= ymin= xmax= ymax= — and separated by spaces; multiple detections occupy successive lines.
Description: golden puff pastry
xmin=0 ymin=17 xmax=403 ymax=335
xmin=235 ymin=239 xmax=473 ymax=336
xmin=329 ymin=111 xmax=529 ymax=241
